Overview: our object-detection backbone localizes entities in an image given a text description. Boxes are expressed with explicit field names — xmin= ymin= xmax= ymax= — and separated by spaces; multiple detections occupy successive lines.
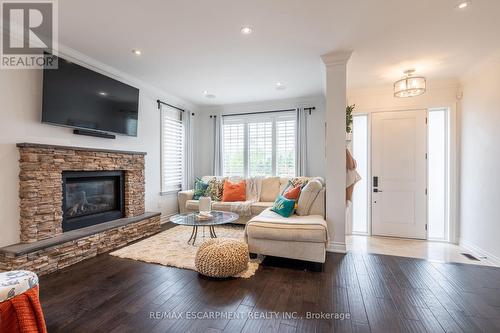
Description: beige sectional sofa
xmin=178 ymin=176 xmax=328 ymax=264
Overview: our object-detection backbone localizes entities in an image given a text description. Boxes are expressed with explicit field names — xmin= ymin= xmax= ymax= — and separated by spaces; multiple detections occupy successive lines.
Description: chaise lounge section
xmin=178 ymin=176 xmax=328 ymax=264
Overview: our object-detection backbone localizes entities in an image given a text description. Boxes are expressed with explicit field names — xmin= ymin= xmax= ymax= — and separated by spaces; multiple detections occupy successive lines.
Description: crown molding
xmin=56 ymin=45 xmax=198 ymax=111
xmin=321 ymin=50 xmax=353 ymax=66
xmin=0 ymin=22 xmax=198 ymax=111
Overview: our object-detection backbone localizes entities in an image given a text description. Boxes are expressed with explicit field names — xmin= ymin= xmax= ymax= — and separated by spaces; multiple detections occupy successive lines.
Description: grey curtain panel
xmin=295 ymin=107 xmax=308 ymax=176
xmin=182 ymin=111 xmax=194 ymax=190
xmin=213 ymin=115 xmax=223 ymax=176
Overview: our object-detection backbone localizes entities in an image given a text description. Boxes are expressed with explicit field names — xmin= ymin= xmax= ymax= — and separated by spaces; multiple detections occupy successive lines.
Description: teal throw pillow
xmin=271 ymin=195 xmax=296 ymax=218
xmin=193 ymin=178 xmax=209 ymax=200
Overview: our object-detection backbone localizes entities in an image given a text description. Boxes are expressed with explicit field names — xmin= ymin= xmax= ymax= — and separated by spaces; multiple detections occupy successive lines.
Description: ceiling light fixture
xmin=394 ymin=69 xmax=426 ymax=98
xmin=457 ymin=1 xmax=470 ymax=9
xmin=132 ymin=49 xmax=142 ymax=55
xmin=98 ymin=91 xmax=108 ymax=96
xmin=240 ymin=26 xmax=253 ymax=35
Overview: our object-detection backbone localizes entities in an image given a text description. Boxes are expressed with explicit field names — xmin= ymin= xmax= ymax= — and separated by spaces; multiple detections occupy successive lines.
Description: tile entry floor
xmin=347 ymin=235 xmax=498 ymax=267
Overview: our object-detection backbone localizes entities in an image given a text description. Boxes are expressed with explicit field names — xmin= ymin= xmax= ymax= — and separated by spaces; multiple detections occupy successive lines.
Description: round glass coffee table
xmin=169 ymin=211 xmax=239 ymax=245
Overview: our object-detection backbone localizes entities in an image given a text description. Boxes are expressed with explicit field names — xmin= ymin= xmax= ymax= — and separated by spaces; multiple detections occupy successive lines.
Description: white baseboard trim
xmin=326 ymin=241 xmax=347 ymax=253
xmin=459 ymin=238 xmax=500 ymax=266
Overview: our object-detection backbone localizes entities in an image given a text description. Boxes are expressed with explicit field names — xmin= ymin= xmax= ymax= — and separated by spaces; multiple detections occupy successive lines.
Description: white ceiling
xmin=59 ymin=0 xmax=500 ymax=106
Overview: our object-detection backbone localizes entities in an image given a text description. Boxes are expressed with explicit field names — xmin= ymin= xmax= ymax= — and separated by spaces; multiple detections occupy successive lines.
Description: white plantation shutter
xmin=276 ymin=116 xmax=296 ymax=177
xmin=248 ymin=120 xmax=273 ymax=176
xmin=222 ymin=111 xmax=296 ymax=177
xmin=222 ymin=122 xmax=245 ymax=177
xmin=161 ymin=106 xmax=184 ymax=193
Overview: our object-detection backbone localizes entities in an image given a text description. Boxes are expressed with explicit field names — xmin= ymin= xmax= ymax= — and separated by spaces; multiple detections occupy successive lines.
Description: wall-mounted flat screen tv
xmin=42 ymin=55 xmax=139 ymax=136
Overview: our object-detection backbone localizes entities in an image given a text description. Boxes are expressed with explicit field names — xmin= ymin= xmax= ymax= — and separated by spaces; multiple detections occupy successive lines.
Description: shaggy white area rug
xmin=110 ymin=225 xmax=261 ymax=278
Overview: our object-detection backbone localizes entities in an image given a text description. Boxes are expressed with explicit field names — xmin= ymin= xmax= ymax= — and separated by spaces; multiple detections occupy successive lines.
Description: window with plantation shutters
xmin=222 ymin=123 xmax=245 ymax=177
xmin=248 ymin=120 xmax=273 ymax=177
xmin=160 ymin=105 xmax=184 ymax=193
xmin=222 ymin=111 xmax=296 ymax=177
xmin=276 ymin=117 xmax=296 ymax=177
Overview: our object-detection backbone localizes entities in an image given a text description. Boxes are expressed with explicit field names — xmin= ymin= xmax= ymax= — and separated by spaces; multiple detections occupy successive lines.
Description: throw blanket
xmin=227 ymin=177 xmax=263 ymax=217
xmin=246 ymin=176 xmax=263 ymax=202
xmin=0 ymin=285 xmax=48 ymax=333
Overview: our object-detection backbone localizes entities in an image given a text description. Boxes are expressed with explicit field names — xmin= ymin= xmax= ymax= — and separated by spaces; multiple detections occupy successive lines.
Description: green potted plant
xmin=346 ymin=104 xmax=355 ymax=141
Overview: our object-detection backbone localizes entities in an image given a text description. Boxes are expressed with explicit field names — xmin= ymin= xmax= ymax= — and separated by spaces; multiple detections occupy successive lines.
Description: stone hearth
xmin=17 ymin=143 xmax=146 ymax=243
xmin=0 ymin=143 xmax=162 ymax=275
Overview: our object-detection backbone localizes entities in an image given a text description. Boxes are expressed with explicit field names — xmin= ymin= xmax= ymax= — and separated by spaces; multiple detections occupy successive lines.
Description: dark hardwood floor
xmin=39 ymin=245 xmax=500 ymax=332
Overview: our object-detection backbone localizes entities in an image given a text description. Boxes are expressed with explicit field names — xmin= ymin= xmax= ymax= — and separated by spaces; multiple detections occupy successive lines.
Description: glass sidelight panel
xmin=352 ymin=114 xmax=369 ymax=234
xmin=428 ymin=109 xmax=449 ymax=240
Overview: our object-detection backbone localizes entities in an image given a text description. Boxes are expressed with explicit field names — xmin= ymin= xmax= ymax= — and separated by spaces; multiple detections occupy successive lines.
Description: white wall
xmin=0 ymin=52 xmax=195 ymax=247
xmin=347 ymin=80 xmax=460 ymax=242
xmin=459 ymin=54 xmax=500 ymax=263
xmin=194 ymin=96 xmax=326 ymax=179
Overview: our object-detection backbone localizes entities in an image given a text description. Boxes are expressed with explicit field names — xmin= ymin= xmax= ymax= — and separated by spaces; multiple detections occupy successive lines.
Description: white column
xmin=321 ymin=50 xmax=352 ymax=253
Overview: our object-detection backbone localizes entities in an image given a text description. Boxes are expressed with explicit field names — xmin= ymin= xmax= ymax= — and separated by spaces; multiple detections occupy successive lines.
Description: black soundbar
xmin=73 ymin=129 xmax=116 ymax=139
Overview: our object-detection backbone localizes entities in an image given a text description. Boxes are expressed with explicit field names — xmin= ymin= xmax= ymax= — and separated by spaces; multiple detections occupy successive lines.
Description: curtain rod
xmin=157 ymin=99 xmax=196 ymax=116
xmin=218 ymin=107 xmax=315 ymax=118
xmin=157 ymin=99 xmax=185 ymax=112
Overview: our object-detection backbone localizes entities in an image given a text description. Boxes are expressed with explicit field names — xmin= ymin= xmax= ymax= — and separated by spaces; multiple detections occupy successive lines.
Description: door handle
xmin=373 ymin=189 xmax=383 ymax=193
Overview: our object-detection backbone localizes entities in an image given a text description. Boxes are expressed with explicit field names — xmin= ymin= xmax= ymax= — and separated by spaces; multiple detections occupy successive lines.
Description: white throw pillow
xmin=296 ymin=179 xmax=323 ymax=216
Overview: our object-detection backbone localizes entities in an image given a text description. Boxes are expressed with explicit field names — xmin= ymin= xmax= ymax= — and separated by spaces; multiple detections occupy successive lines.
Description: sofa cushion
xmin=211 ymin=201 xmax=231 ymax=211
xmin=260 ymin=177 xmax=280 ymax=202
xmin=296 ymin=179 xmax=323 ymax=216
xmin=188 ymin=199 xmax=273 ymax=216
xmin=246 ymin=209 xmax=327 ymax=243
xmin=186 ymin=200 xmax=199 ymax=211
xmin=250 ymin=202 xmax=273 ymax=215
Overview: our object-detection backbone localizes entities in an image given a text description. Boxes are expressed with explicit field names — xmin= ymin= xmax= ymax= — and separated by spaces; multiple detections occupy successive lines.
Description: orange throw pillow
xmin=222 ymin=180 xmax=246 ymax=202
xmin=283 ymin=185 xmax=301 ymax=201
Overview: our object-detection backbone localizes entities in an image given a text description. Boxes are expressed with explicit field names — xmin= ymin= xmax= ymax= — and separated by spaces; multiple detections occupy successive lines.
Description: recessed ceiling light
xmin=275 ymin=82 xmax=286 ymax=90
xmin=203 ymin=91 xmax=216 ymax=98
xmin=240 ymin=26 xmax=253 ymax=35
xmin=98 ymin=91 xmax=108 ymax=96
xmin=457 ymin=1 xmax=470 ymax=9
xmin=132 ymin=49 xmax=142 ymax=55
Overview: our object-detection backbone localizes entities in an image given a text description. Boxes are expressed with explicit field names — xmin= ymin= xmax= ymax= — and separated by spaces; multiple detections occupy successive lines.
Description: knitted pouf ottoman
xmin=195 ymin=239 xmax=249 ymax=278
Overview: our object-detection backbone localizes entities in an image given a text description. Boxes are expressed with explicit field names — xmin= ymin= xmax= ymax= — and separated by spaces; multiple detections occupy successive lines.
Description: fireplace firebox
xmin=62 ymin=171 xmax=125 ymax=232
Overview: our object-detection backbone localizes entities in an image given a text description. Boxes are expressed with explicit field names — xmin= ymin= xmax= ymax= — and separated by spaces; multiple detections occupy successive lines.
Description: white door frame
xmin=350 ymin=107 xmax=457 ymax=243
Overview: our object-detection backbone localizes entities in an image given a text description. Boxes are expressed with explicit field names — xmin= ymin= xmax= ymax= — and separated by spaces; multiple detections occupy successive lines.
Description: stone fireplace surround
xmin=0 ymin=143 xmax=161 ymax=275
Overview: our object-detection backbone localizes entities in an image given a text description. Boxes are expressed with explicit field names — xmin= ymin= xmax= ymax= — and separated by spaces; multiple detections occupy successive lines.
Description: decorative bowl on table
xmin=195 ymin=211 xmax=213 ymax=221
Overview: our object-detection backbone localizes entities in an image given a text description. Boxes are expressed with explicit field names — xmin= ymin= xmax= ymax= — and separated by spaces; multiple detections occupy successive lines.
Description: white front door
xmin=371 ymin=110 xmax=427 ymax=239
